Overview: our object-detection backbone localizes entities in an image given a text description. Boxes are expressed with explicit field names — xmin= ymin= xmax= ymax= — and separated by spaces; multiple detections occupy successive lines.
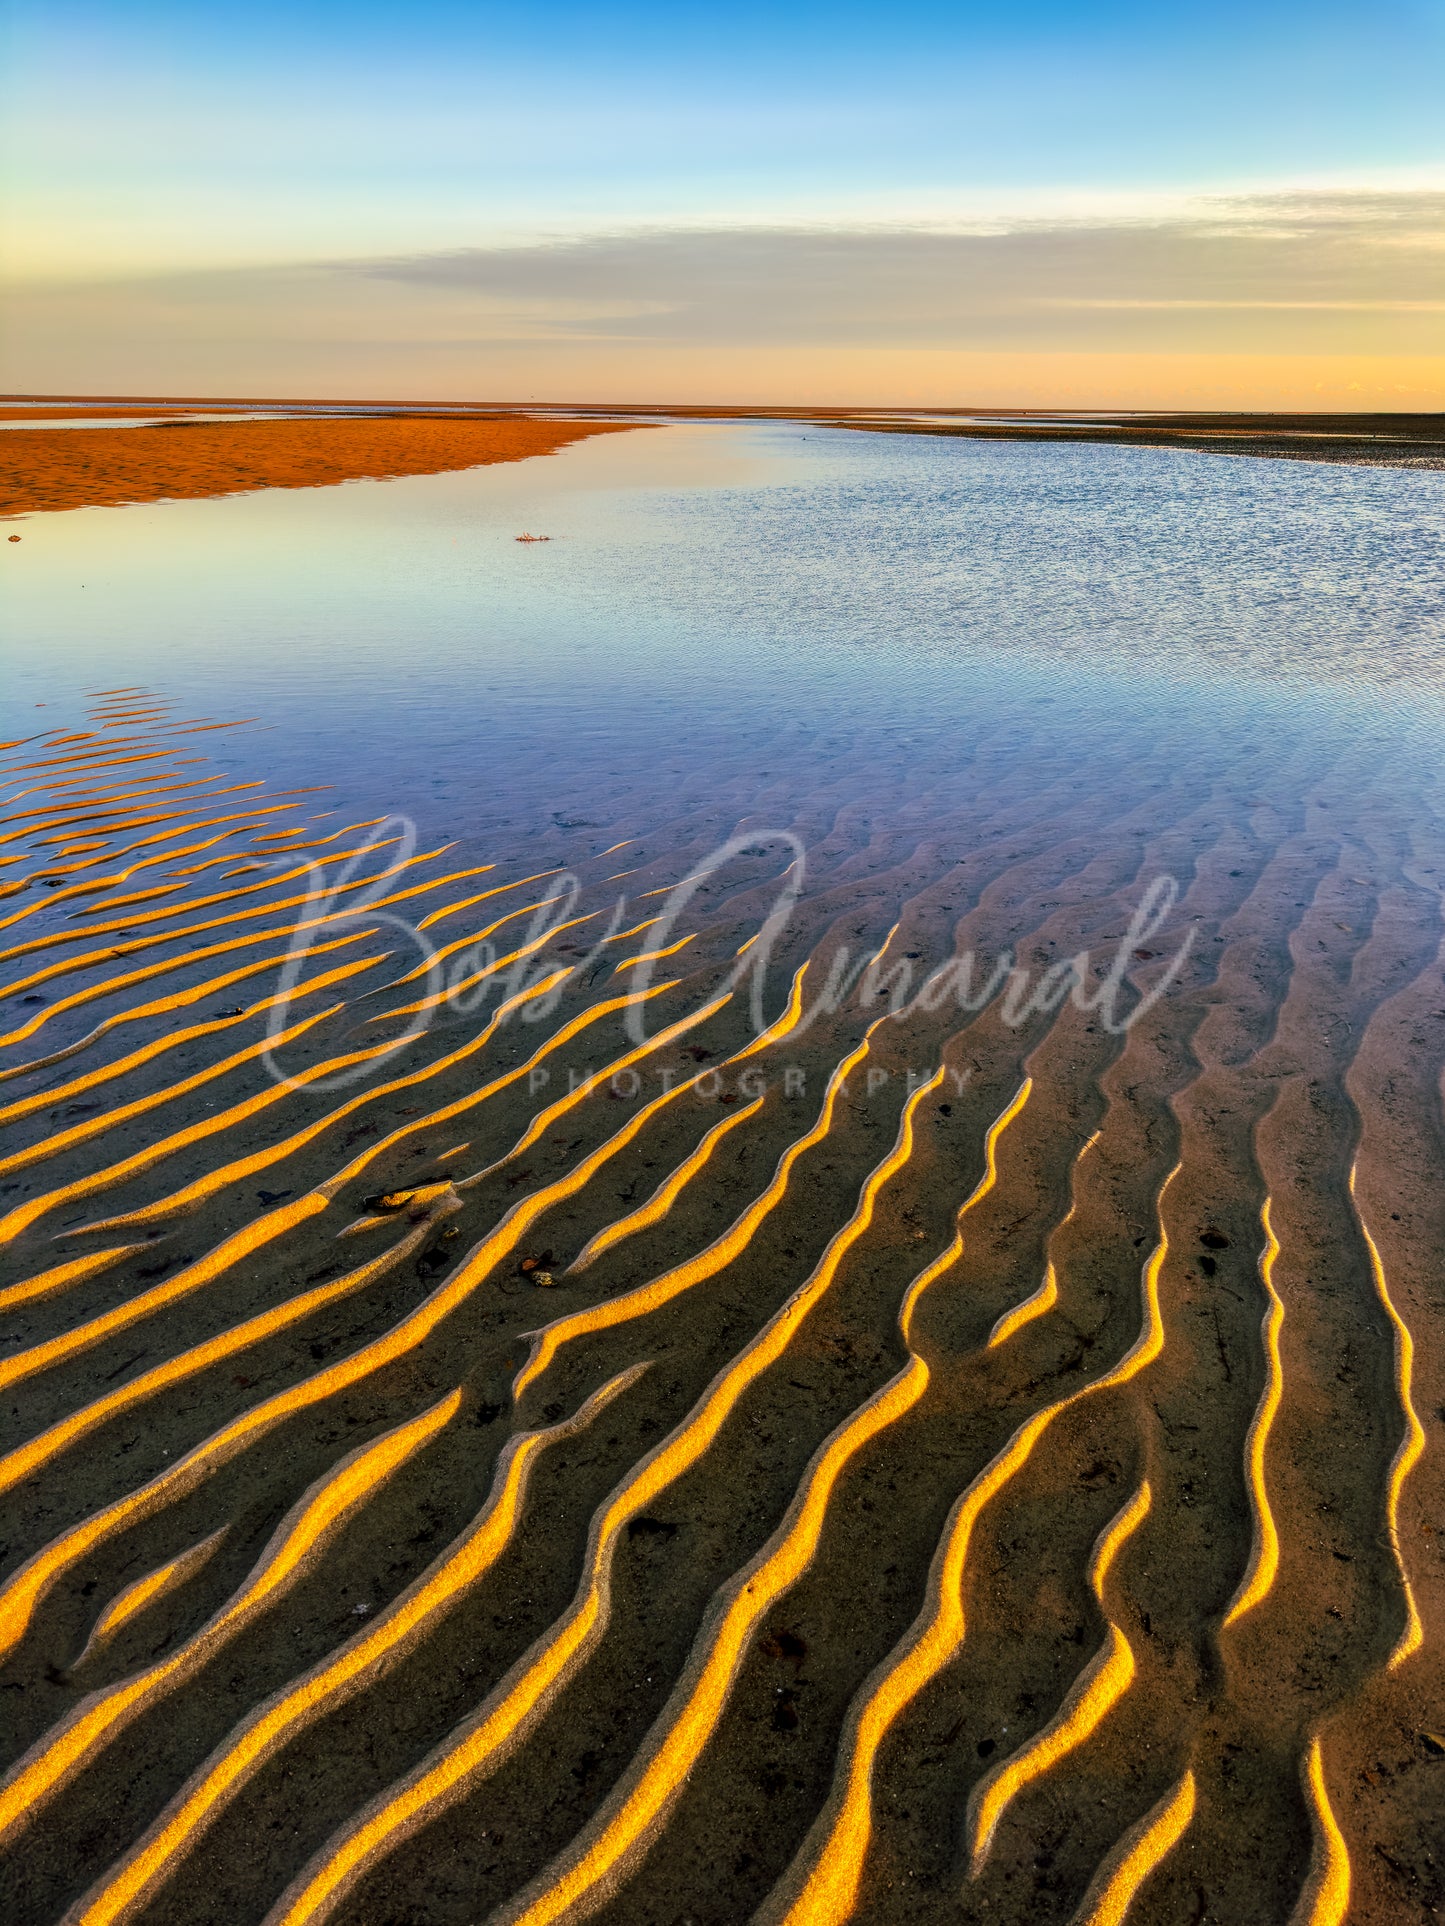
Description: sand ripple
xmin=0 ymin=691 xmax=1439 ymax=1926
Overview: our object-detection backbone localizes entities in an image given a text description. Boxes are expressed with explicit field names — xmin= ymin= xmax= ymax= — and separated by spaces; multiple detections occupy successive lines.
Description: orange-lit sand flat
xmin=0 ymin=414 xmax=639 ymax=516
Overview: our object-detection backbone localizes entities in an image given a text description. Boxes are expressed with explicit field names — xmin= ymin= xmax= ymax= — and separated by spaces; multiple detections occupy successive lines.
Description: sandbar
xmin=0 ymin=414 xmax=640 ymax=518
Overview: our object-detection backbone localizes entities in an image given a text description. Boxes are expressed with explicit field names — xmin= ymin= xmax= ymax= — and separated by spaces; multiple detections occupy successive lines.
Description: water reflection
xmin=4 ymin=420 xmax=1442 ymax=844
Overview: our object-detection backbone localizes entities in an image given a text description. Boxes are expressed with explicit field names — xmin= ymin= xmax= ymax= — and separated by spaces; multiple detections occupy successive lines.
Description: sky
xmin=2 ymin=1 xmax=1443 ymax=404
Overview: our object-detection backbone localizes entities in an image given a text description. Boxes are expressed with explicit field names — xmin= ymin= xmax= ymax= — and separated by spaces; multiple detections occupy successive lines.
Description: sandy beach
xmin=0 ymin=415 xmax=639 ymax=519
xmin=6 ymin=0 xmax=1442 ymax=1909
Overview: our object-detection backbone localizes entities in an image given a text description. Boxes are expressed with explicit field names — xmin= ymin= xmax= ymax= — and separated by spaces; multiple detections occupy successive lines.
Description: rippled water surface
xmin=6 ymin=422 xmax=1443 ymax=830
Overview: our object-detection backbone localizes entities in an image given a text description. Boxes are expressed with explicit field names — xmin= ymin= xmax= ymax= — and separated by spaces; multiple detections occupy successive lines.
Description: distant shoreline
xmin=822 ymin=414 xmax=1445 ymax=469
xmin=1 ymin=398 xmax=1440 ymax=519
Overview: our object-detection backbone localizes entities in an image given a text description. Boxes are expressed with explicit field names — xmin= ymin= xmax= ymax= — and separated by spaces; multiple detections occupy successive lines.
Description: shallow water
xmin=2 ymin=425 xmax=1443 ymax=1926
xmin=6 ymin=422 xmax=1443 ymax=824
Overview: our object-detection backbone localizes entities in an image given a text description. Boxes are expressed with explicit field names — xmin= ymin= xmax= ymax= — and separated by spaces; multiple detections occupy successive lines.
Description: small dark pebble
xmin=1200 ymin=1229 xmax=1230 ymax=1249
xmin=627 ymin=1517 xmax=678 ymax=1541
xmin=20 ymin=994 xmax=44 ymax=1005
xmin=977 ymin=1738 xmax=997 ymax=1758
xmin=761 ymin=1627 xmax=808 ymax=1666
xmin=216 ymin=1006 xmax=245 ymax=1018
xmin=772 ymin=1689 xmax=800 ymax=1732
xmin=257 ymin=1189 xmax=292 ymax=1206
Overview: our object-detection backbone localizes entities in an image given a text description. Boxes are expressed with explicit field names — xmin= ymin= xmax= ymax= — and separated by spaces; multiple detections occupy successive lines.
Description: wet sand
xmin=0 ymin=412 xmax=227 ymax=424
xmin=827 ymin=411 xmax=1445 ymax=469
xmin=0 ymin=417 xmax=641 ymax=518
xmin=545 ymin=405 xmax=1445 ymax=469
xmin=0 ymin=686 xmax=1440 ymax=1926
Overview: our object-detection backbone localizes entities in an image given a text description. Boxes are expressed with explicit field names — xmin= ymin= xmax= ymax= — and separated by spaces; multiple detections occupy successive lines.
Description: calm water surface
xmin=4 ymin=422 xmax=1442 ymax=841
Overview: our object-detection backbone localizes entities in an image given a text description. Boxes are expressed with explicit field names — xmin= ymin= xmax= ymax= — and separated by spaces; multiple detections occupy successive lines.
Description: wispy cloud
xmin=339 ymin=192 xmax=1445 ymax=354
xmin=3 ymin=189 xmax=1442 ymax=402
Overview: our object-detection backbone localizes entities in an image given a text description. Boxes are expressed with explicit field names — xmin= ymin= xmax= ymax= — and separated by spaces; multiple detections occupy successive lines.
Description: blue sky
xmin=8 ymin=1 xmax=1444 ymax=272
xmin=3 ymin=2 xmax=1442 ymax=400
